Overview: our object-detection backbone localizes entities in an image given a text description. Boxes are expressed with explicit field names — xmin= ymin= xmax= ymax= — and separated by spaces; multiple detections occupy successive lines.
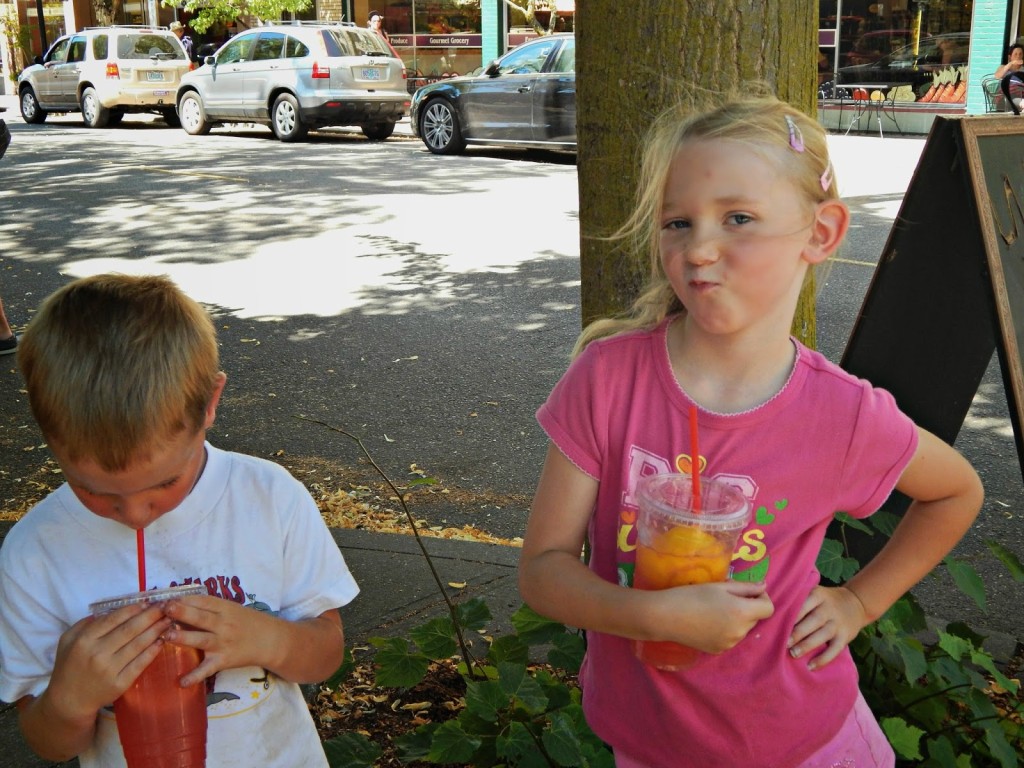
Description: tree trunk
xmin=577 ymin=1 xmax=819 ymax=345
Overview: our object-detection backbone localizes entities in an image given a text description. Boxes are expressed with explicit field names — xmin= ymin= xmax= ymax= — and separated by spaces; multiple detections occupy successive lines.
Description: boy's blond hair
xmin=575 ymin=93 xmax=838 ymax=356
xmin=18 ymin=274 xmax=220 ymax=470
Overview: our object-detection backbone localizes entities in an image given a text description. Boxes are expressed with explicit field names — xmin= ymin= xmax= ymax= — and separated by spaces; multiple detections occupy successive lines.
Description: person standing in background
xmin=368 ymin=10 xmax=389 ymax=42
xmin=170 ymin=20 xmax=194 ymax=60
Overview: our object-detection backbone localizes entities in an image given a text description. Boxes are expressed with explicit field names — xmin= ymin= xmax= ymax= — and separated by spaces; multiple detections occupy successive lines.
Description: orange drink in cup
xmin=632 ymin=473 xmax=750 ymax=671
xmin=90 ymin=584 xmax=208 ymax=768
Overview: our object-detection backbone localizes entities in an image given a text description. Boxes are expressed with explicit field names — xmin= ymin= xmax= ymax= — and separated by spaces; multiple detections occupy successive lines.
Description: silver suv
xmin=17 ymin=25 xmax=191 ymax=128
xmin=175 ymin=22 xmax=410 ymax=142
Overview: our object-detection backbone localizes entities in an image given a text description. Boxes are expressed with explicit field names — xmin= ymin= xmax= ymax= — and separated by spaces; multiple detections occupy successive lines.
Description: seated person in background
xmin=995 ymin=43 xmax=1024 ymax=79
xmin=999 ymin=44 xmax=1024 ymax=114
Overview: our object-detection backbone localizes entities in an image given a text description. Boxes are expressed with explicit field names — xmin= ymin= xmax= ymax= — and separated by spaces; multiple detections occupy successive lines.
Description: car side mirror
xmin=205 ymin=55 xmax=216 ymax=66
xmin=34 ymin=55 xmax=44 ymax=65
xmin=485 ymin=61 xmax=500 ymax=77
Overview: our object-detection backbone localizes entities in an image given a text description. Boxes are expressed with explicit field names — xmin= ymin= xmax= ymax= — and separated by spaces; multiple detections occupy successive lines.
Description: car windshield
xmin=118 ymin=34 xmax=185 ymax=60
xmin=495 ymin=39 xmax=558 ymax=75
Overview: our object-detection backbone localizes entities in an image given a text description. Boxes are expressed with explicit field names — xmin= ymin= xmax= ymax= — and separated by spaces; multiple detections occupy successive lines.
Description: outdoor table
xmin=838 ymin=83 xmax=903 ymax=138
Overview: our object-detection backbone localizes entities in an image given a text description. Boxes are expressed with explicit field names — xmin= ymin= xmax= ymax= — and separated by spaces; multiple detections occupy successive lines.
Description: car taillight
xmin=106 ymin=62 xmax=120 ymax=78
xmin=312 ymin=62 xmax=330 ymax=79
xmin=401 ymin=66 xmax=407 ymax=80
xmin=189 ymin=61 xmax=196 ymax=71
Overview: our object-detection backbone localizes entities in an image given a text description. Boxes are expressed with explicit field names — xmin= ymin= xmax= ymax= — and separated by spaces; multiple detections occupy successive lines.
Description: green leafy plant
xmin=302 ymin=418 xmax=612 ymax=766
xmin=374 ymin=600 xmax=611 ymax=767
xmin=821 ymin=511 xmax=1024 ymax=767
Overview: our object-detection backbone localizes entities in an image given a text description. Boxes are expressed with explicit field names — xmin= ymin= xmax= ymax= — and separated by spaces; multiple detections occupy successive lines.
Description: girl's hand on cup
xmin=655 ymin=580 xmax=774 ymax=654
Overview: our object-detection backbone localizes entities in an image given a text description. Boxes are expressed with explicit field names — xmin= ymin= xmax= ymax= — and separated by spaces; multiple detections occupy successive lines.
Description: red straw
xmin=689 ymin=404 xmax=702 ymax=513
xmin=136 ymin=528 xmax=146 ymax=592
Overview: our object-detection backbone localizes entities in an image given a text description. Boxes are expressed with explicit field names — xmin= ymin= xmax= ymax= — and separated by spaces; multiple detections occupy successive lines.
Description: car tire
xmin=19 ymin=88 xmax=47 ymax=124
xmin=161 ymin=108 xmax=181 ymax=128
xmin=361 ymin=121 xmax=396 ymax=141
xmin=178 ymin=92 xmax=211 ymax=136
xmin=271 ymin=93 xmax=308 ymax=142
xmin=81 ymin=87 xmax=110 ymax=128
xmin=108 ymin=109 xmax=125 ymax=126
xmin=420 ymin=98 xmax=466 ymax=155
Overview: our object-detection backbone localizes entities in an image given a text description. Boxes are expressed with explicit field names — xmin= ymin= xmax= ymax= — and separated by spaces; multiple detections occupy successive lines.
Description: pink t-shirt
xmin=537 ymin=317 xmax=917 ymax=767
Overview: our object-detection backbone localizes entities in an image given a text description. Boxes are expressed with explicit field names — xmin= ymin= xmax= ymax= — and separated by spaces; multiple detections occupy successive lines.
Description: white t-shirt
xmin=0 ymin=444 xmax=359 ymax=767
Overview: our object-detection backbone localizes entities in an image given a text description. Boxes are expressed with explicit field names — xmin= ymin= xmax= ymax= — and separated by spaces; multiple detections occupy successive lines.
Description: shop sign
xmin=389 ymin=34 xmax=482 ymax=47
xmin=842 ymin=115 xmax=1024 ymax=483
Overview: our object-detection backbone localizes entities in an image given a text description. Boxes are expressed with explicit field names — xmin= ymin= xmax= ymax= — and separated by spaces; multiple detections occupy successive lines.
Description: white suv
xmin=18 ymin=25 xmax=191 ymax=128
xmin=176 ymin=22 xmax=410 ymax=142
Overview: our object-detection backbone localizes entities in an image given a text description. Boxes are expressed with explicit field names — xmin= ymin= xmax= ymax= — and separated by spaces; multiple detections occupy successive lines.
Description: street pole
xmin=35 ymin=0 xmax=48 ymax=52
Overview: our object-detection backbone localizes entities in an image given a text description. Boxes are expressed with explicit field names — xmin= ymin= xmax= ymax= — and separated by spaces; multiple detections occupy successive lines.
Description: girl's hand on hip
xmin=788 ymin=585 xmax=866 ymax=670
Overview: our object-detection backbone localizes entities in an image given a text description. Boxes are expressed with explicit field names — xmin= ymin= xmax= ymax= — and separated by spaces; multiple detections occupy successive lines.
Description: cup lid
xmin=89 ymin=584 xmax=206 ymax=615
xmin=637 ymin=473 xmax=750 ymax=530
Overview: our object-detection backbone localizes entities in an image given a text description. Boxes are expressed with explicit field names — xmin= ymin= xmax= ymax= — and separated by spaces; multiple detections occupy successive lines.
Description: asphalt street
xmin=0 ymin=102 xmax=1021 ymax=651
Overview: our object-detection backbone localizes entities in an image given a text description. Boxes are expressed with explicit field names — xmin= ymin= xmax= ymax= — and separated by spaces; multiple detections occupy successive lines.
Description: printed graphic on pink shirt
xmin=617 ymin=445 xmax=782 ymax=587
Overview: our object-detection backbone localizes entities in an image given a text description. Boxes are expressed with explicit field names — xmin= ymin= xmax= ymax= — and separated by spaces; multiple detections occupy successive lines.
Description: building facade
xmin=818 ymin=0 xmax=1022 ymax=133
xmin=0 ymin=0 xmax=574 ymax=91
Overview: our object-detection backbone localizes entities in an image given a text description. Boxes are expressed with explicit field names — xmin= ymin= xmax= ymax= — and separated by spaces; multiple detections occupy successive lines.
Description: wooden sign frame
xmin=841 ymin=114 xmax=1024 ymax=482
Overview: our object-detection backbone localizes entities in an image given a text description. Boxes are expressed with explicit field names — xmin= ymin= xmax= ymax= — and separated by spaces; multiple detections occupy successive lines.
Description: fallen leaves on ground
xmin=315 ymin=483 xmax=523 ymax=547
xmin=313 ymin=656 xmax=471 ymax=767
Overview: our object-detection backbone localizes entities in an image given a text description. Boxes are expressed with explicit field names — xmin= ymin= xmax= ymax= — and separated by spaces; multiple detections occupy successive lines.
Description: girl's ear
xmin=805 ymin=199 xmax=850 ymax=264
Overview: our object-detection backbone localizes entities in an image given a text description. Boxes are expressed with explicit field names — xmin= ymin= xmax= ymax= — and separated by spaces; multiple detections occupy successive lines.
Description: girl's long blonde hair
xmin=574 ymin=93 xmax=838 ymax=357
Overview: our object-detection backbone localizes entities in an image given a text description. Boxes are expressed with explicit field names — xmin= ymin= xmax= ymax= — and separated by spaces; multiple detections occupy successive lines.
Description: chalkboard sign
xmin=841 ymin=114 xmax=1024 ymax=481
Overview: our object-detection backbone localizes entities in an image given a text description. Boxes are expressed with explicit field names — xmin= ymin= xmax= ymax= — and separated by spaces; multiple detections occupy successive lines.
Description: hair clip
xmin=820 ymin=161 xmax=834 ymax=192
xmin=785 ymin=115 xmax=804 ymax=152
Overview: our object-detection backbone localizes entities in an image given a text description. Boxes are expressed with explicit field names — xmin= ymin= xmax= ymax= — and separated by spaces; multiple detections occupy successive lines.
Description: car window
xmin=217 ymin=34 xmax=256 ymax=64
xmin=92 ymin=34 xmax=108 ymax=59
xmin=66 ymin=36 xmax=87 ymax=64
xmin=253 ymin=31 xmax=285 ymax=61
xmin=497 ymin=39 xmax=557 ymax=75
xmin=118 ymin=33 xmax=185 ymax=60
xmin=284 ymin=35 xmax=309 ymax=59
xmin=353 ymin=30 xmax=390 ymax=55
xmin=550 ymin=39 xmax=574 ymax=74
xmin=885 ymin=36 xmax=966 ymax=68
xmin=46 ymin=38 xmax=70 ymax=64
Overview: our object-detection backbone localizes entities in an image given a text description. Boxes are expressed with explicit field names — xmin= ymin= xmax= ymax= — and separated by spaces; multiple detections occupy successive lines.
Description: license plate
xmin=359 ymin=67 xmax=383 ymax=81
xmin=146 ymin=71 xmax=165 ymax=81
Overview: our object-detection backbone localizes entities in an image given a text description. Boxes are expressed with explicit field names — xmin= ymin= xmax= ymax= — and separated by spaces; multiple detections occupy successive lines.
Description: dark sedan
xmin=410 ymin=33 xmax=575 ymax=155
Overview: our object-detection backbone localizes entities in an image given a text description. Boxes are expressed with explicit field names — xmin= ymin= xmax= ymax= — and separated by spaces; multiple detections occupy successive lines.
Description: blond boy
xmin=0 ymin=274 xmax=358 ymax=767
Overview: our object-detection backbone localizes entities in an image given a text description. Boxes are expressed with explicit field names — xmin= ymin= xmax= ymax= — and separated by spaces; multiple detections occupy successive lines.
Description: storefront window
xmin=819 ymin=0 xmax=973 ymax=103
xmin=376 ymin=0 xmax=574 ymax=85
xmin=376 ymin=0 xmax=481 ymax=86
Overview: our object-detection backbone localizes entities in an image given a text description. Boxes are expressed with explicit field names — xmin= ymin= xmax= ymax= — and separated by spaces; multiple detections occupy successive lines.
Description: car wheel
xmin=361 ymin=121 xmax=396 ymax=141
xmin=420 ymin=98 xmax=466 ymax=155
xmin=271 ymin=93 xmax=308 ymax=142
xmin=108 ymin=109 xmax=125 ymax=126
xmin=20 ymin=88 xmax=47 ymax=124
xmin=161 ymin=108 xmax=181 ymax=128
xmin=178 ymin=92 xmax=211 ymax=136
xmin=81 ymin=87 xmax=110 ymax=128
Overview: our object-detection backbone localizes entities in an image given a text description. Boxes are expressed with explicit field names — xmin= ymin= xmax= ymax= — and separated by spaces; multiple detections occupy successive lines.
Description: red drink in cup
xmin=632 ymin=473 xmax=751 ymax=671
xmin=90 ymin=585 xmax=208 ymax=768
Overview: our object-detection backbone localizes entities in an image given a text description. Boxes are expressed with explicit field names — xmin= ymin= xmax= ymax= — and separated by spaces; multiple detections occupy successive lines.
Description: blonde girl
xmin=519 ymin=95 xmax=982 ymax=767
